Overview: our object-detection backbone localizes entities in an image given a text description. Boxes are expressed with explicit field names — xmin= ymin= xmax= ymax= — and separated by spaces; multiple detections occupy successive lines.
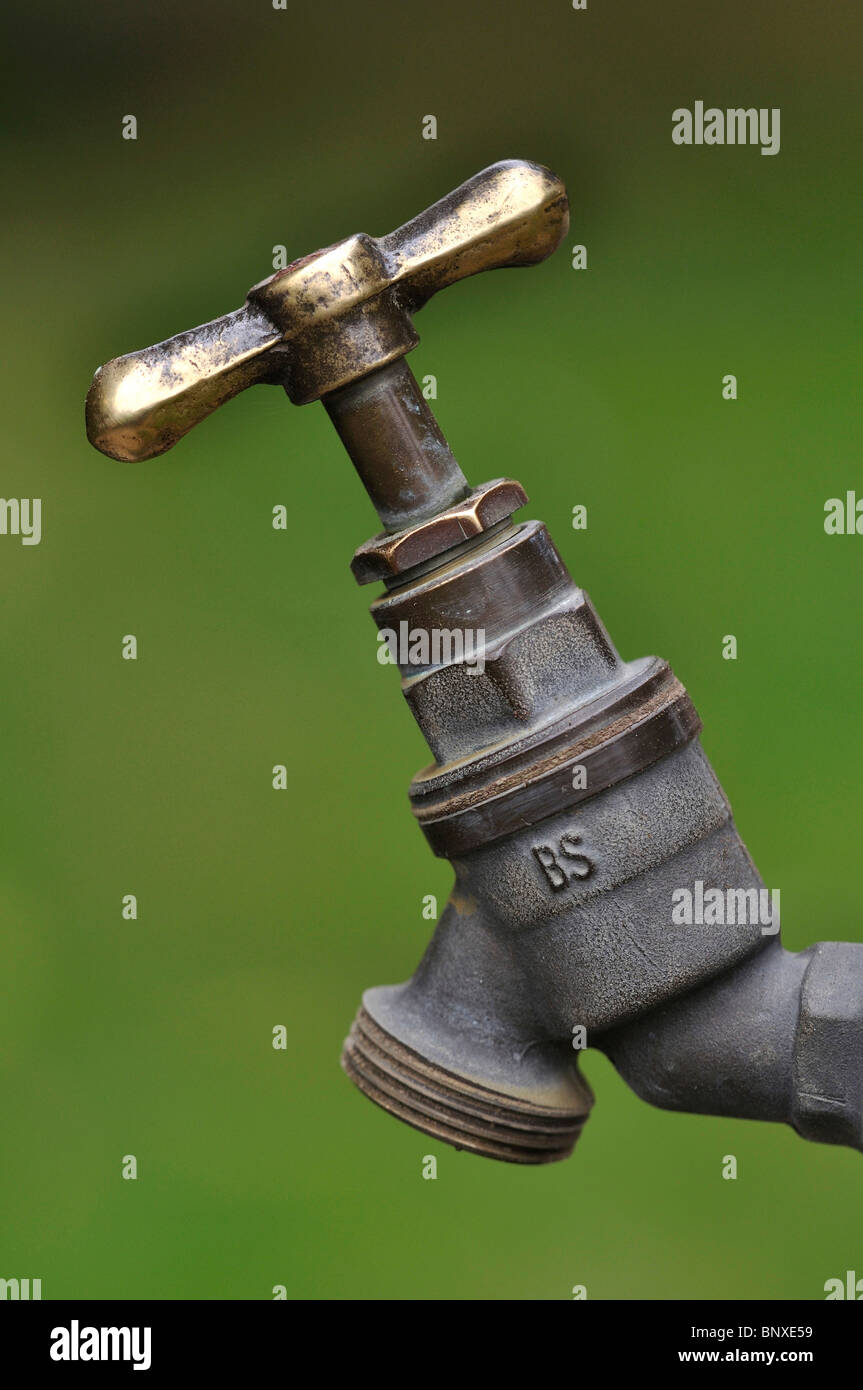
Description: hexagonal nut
xmin=793 ymin=942 xmax=863 ymax=1150
xmin=403 ymin=593 xmax=621 ymax=764
xmin=351 ymin=478 xmax=528 ymax=584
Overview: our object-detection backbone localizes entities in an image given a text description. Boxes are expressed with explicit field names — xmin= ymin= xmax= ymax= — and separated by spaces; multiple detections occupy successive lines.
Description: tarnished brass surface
xmin=85 ymin=160 xmax=568 ymax=463
xmin=350 ymin=478 xmax=529 ymax=584
xmin=85 ymin=306 xmax=282 ymax=464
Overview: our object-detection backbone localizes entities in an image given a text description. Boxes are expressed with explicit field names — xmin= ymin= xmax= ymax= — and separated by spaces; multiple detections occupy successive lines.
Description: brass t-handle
xmin=85 ymin=160 xmax=568 ymax=464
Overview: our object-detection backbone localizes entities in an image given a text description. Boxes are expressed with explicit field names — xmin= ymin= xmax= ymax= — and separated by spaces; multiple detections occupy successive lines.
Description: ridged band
xmin=341 ymin=1007 xmax=590 ymax=1165
xmin=411 ymin=660 xmax=701 ymax=857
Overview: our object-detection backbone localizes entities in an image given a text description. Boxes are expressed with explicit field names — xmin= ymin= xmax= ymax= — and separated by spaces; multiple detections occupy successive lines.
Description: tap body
xmin=342 ymin=466 xmax=863 ymax=1163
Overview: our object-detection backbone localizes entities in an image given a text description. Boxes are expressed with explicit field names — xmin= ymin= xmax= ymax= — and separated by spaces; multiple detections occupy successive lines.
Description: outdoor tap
xmin=86 ymin=159 xmax=863 ymax=1165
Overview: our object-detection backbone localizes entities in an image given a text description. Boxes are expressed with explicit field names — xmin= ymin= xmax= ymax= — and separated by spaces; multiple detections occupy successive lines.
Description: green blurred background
xmin=1 ymin=0 xmax=861 ymax=1300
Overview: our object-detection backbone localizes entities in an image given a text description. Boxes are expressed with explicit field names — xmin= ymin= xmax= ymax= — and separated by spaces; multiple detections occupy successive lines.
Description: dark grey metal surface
xmin=341 ymin=387 xmax=863 ymax=1161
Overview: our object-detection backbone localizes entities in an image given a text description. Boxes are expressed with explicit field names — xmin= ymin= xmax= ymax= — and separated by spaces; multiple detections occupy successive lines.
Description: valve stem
xmin=323 ymin=360 xmax=470 ymax=533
